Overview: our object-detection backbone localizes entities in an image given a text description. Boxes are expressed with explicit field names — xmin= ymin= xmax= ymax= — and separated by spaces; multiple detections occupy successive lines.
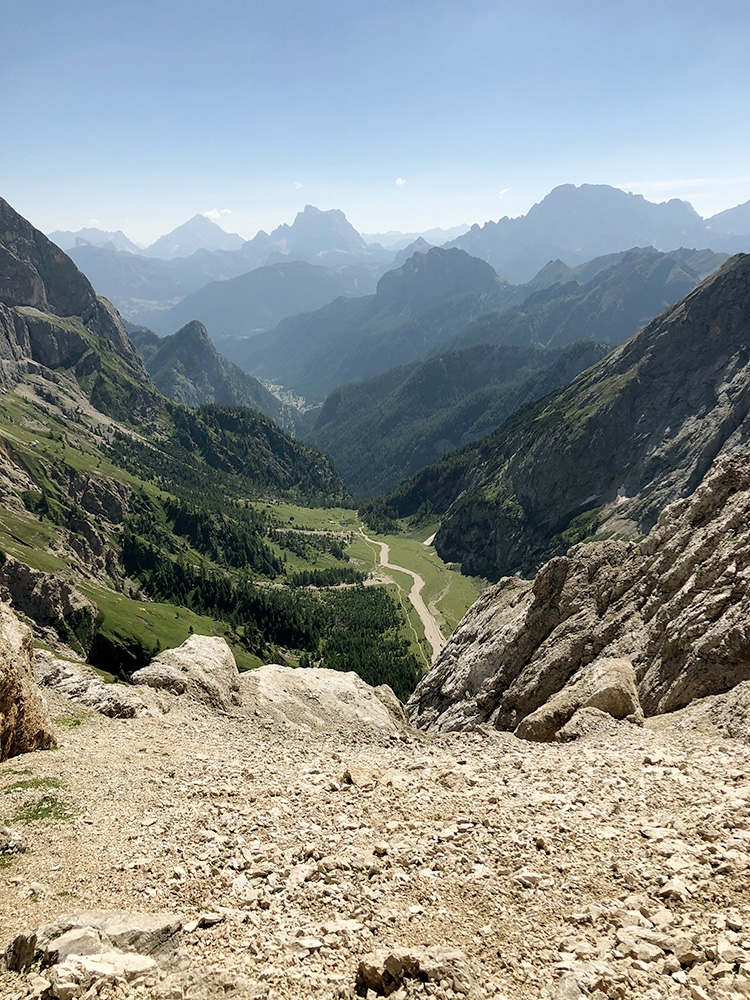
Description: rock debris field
xmin=1 ymin=683 xmax=749 ymax=1000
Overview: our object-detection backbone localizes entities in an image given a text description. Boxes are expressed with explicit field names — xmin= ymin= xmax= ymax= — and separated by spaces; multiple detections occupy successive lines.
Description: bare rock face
xmin=681 ymin=680 xmax=750 ymax=745
xmin=241 ymin=664 xmax=407 ymax=734
xmin=0 ymin=602 xmax=55 ymax=760
xmin=132 ymin=635 xmax=241 ymax=712
xmin=514 ymin=657 xmax=642 ymax=742
xmin=0 ymin=555 xmax=98 ymax=654
xmin=35 ymin=651 xmax=147 ymax=719
xmin=409 ymin=452 xmax=750 ymax=737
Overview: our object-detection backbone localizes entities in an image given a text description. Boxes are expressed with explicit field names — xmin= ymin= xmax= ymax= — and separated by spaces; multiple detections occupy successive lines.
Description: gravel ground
xmin=0 ymin=692 xmax=748 ymax=1000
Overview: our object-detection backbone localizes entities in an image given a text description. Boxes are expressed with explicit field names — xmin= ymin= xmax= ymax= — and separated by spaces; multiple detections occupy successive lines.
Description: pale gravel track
xmin=358 ymin=529 xmax=445 ymax=663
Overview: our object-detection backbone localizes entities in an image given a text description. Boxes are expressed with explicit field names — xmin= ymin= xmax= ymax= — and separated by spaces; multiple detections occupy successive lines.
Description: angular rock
xmin=515 ymin=657 xmax=642 ymax=742
xmin=356 ymin=945 xmax=479 ymax=997
xmin=132 ymin=635 xmax=241 ymax=711
xmin=6 ymin=910 xmax=182 ymax=970
xmin=241 ymin=664 xmax=406 ymax=734
xmin=0 ymin=601 xmax=55 ymax=760
xmin=35 ymin=651 xmax=146 ymax=718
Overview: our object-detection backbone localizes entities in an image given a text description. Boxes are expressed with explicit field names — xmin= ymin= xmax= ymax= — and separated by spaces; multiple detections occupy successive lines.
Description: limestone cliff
xmin=0 ymin=602 xmax=55 ymax=759
xmin=408 ymin=452 xmax=750 ymax=737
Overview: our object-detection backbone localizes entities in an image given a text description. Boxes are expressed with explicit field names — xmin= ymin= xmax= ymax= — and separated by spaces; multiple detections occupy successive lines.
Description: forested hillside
xmin=0 ymin=197 xmax=424 ymax=699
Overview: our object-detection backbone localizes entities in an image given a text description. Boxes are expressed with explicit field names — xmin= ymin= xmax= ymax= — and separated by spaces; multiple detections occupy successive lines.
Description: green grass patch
xmin=258 ymin=500 xmax=359 ymax=532
xmin=13 ymin=794 xmax=75 ymax=824
xmin=81 ymin=583 xmax=261 ymax=674
xmin=53 ymin=715 xmax=86 ymax=729
xmin=3 ymin=776 xmax=64 ymax=795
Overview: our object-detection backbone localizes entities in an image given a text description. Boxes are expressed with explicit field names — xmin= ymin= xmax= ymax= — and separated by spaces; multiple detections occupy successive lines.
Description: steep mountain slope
xmin=439 ymin=247 xmax=727 ymax=353
xmin=309 ymin=341 xmax=609 ymax=496
xmin=0 ymin=197 xmax=157 ymax=422
xmin=224 ymin=247 xmax=506 ymax=401
xmin=408 ymin=451 xmax=750 ymax=734
xmin=367 ymin=254 xmax=750 ymax=580
xmin=143 ymin=214 xmax=245 ymax=258
xmin=129 ymin=321 xmax=300 ymax=430
xmin=450 ymin=183 xmax=749 ymax=281
xmin=708 ymin=199 xmax=750 ymax=236
xmin=149 ymin=259 xmax=375 ymax=337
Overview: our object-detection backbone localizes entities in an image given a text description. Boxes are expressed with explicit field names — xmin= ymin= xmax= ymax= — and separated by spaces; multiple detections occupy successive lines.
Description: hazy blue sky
xmin=3 ymin=0 xmax=749 ymax=243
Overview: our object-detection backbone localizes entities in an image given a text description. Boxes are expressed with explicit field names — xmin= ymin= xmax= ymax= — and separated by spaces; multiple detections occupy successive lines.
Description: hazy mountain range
xmin=57 ymin=184 xmax=750 ymax=332
xmin=448 ymin=184 xmax=750 ymax=282
xmin=219 ymin=245 xmax=726 ymax=406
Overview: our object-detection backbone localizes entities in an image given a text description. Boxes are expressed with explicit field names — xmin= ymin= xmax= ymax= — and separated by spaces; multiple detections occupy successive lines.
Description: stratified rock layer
xmin=0 ymin=602 xmax=55 ymax=760
xmin=409 ymin=452 xmax=750 ymax=736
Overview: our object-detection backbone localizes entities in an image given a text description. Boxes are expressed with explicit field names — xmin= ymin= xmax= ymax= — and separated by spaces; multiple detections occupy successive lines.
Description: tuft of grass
xmin=13 ymin=794 xmax=75 ymax=824
xmin=53 ymin=715 xmax=85 ymax=729
xmin=2 ymin=776 xmax=63 ymax=795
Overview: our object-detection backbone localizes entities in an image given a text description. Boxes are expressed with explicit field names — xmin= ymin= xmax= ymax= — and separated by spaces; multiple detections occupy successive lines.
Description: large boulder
xmin=409 ymin=452 xmax=750 ymax=737
xmin=0 ymin=602 xmax=55 ymax=760
xmin=241 ymin=664 xmax=407 ymax=734
xmin=131 ymin=635 xmax=241 ymax=711
xmin=514 ymin=657 xmax=642 ymax=742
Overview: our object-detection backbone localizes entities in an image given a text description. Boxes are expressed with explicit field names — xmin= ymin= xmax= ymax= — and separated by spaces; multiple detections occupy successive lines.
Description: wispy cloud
xmin=203 ymin=208 xmax=233 ymax=220
xmin=294 ymin=181 xmax=304 ymax=189
xmin=88 ymin=218 xmax=100 ymax=226
xmin=395 ymin=177 xmax=406 ymax=186
xmin=497 ymin=188 xmax=511 ymax=199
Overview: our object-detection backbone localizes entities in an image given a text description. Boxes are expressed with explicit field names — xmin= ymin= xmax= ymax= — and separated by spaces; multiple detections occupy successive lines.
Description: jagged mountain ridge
xmin=437 ymin=247 xmax=727 ymax=354
xmin=67 ymin=206 xmax=395 ymax=327
xmin=46 ymin=227 xmax=142 ymax=254
xmin=367 ymin=253 xmax=750 ymax=580
xmin=449 ymin=183 xmax=750 ymax=282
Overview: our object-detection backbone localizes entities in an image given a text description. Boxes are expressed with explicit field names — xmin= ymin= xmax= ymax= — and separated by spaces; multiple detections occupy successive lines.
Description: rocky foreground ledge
xmin=0 ymin=684 xmax=748 ymax=1000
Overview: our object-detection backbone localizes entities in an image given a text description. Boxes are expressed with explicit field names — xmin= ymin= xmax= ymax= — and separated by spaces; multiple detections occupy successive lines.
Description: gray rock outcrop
xmin=5 ymin=910 xmax=182 ymax=998
xmin=35 ymin=651 xmax=147 ymax=718
xmin=408 ymin=451 xmax=750 ymax=737
xmin=132 ymin=635 xmax=241 ymax=711
xmin=0 ymin=602 xmax=55 ymax=759
xmin=0 ymin=556 xmax=98 ymax=654
xmin=240 ymin=664 xmax=407 ymax=734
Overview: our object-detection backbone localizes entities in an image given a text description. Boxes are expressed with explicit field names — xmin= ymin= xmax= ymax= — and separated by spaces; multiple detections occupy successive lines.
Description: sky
xmin=2 ymin=0 xmax=750 ymax=244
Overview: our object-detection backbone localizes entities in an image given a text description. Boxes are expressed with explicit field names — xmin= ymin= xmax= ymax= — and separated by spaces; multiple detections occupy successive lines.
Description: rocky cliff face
xmin=0 ymin=602 xmax=55 ymax=760
xmin=408 ymin=452 xmax=750 ymax=737
xmin=0 ymin=196 xmax=146 ymax=391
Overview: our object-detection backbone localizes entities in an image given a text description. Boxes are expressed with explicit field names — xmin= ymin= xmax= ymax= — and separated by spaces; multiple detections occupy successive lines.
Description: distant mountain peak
xmin=144 ymin=214 xmax=245 ymax=259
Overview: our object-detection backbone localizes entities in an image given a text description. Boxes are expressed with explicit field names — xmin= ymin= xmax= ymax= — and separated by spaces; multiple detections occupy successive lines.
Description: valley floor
xmin=1 ymin=692 xmax=749 ymax=1000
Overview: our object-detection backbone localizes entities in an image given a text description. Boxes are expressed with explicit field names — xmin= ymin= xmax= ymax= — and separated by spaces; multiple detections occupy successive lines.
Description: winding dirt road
xmin=359 ymin=530 xmax=445 ymax=664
